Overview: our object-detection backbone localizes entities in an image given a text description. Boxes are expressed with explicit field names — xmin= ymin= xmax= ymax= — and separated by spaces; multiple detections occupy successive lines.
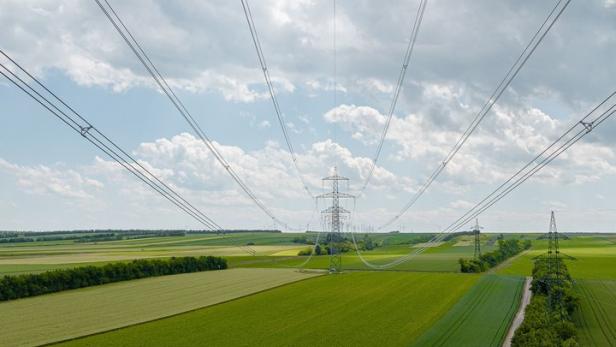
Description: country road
xmin=503 ymin=276 xmax=532 ymax=347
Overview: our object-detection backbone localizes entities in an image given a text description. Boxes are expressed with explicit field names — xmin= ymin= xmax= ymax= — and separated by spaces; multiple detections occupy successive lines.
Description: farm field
xmin=0 ymin=232 xmax=487 ymax=276
xmin=574 ymin=279 xmax=616 ymax=346
xmin=413 ymin=274 xmax=524 ymax=347
xmin=496 ymin=236 xmax=616 ymax=279
xmin=56 ymin=271 xmax=479 ymax=347
xmin=0 ymin=268 xmax=320 ymax=347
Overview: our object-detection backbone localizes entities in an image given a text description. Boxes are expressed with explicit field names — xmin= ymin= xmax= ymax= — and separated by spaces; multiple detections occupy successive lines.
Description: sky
xmin=1 ymin=0 xmax=616 ymax=233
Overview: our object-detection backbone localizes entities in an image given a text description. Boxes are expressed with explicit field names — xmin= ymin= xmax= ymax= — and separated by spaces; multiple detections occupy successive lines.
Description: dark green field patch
xmin=413 ymin=274 xmax=524 ymax=347
xmin=56 ymin=272 xmax=479 ymax=347
xmin=574 ymin=279 xmax=616 ymax=346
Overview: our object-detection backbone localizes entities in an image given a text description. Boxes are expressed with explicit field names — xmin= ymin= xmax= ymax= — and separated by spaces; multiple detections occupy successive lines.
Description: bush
xmin=512 ymin=258 xmax=579 ymax=346
xmin=0 ymin=256 xmax=227 ymax=302
xmin=459 ymin=238 xmax=531 ymax=273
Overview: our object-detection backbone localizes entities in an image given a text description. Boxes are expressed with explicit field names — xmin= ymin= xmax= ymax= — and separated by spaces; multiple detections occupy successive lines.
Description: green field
xmin=0 ymin=268 xmax=320 ymax=347
xmin=414 ymin=274 xmax=524 ymax=347
xmin=574 ymin=279 xmax=616 ymax=346
xmin=496 ymin=236 xmax=616 ymax=280
xmin=56 ymin=272 xmax=479 ymax=347
xmin=1 ymin=232 xmax=615 ymax=346
xmin=0 ymin=233 xmax=485 ymax=276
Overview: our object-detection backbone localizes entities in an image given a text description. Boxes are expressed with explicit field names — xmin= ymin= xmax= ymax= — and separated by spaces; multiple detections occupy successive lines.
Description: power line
xmin=358 ymin=0 xmax=428 ymax=195
xmin=377 ymin=0 xmax=572 ymax=230
xmin=350 ymin=89 xmax=616 ymax=269
xmin=0 ymin=50 xmax=222 ymax=232
xmin=94 ymin=0 xmax=292 ymax=229
xmin=240 ymin=0 xmax=315 ymax=199
xmin=442 ymin=93 xmax=616 ymax=234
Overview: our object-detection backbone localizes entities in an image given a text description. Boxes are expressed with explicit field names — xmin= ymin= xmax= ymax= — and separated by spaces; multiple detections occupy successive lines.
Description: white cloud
xmin=0 ymin=158 xmax=103 ymax=199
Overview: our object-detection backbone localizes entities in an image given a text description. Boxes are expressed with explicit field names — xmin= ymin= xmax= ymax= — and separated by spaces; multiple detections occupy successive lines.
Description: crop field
xmin=56 ymin=272 xmax=479 ymax=347
xmin=413 ymin=274 xmax=524 ymax=347
xmin=574 ymin=279 xmax=616 ymax=346
xmin=497 ymin=236 xmax=616 ymax=280
xmin=0 ymin=268 xmax=320 ymax=347
xmin=0 ymin=233 xmax=484 ymax=276
xmin=1 ymin=232 xmax=614 ymax=346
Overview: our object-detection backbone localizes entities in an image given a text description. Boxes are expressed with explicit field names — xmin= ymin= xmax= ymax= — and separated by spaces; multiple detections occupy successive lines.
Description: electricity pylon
xmin=472 ymin=218 xmax=483 ymax=259
xmin=317 ymin=167 xmax=354 ymax=273
xmin=547 ymin=210 xmax=562 ymax=315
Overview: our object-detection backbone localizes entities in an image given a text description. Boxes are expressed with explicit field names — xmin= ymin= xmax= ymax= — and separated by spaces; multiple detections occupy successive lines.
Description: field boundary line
xmin=39 ymin=270 xmax=324 ymax=347
xmin=503 ymin=276 xmax=532 ymax=347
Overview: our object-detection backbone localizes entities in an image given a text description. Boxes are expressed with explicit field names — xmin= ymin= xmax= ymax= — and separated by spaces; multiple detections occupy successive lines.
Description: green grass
xmin=573 ymin=279 xmax=616 ymax=346
xmin=413 ymin=274 xmax=524 ymax=347
xmin=0 ymin=268 xmax=319 ymax=347
xmin=497 ymin=245 xmax=616 ymax=279
xmin=57 ymin=272 xmax=479 ymax=347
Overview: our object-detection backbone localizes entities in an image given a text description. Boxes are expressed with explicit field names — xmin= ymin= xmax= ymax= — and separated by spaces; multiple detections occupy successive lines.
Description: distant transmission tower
xmin=547 ymin=211 xmax=560 ymax=273
xmin=472 ymin=218 xmax=483 ymax=259
xmin=317 ymin=167 xmax=354 ymax=273
xmin=546 ymin=210 xmax=561 ymax=313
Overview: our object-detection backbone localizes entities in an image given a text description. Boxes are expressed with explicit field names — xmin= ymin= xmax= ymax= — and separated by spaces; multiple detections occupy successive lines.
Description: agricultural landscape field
xmin=1 ymin=230 xmax=612 ymax=346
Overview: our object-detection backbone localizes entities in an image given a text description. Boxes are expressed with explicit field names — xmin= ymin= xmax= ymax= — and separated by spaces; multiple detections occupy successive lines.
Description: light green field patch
xmin=0 ymin=268 xmax=321 ymax=347
xmin=497 ymin=246 xmax=616 ymax=279
xmin=574 ymin=279 xmax=616 ymax=346
xmin=0 ymin=245 xmax=302 ymax=265
xmin=413 ymin=274 xmax=524 ymax=347
xmin=57 ymin=272 xmax=479 ymax=347
xmin=412 ymin=241 xmax=445 ymax=248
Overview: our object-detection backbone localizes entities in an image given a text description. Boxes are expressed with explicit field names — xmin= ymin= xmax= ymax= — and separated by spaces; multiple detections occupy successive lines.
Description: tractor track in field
xmin=493 ymin=277 xmax=523 ymax=346
xmin=432 ymin=276 xmax=496 ymax=346
xmin=580 ymin=282 xmax=616 ymax=343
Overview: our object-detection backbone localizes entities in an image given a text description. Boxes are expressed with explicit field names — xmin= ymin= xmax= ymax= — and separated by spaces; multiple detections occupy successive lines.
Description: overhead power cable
xmin=358 ymin=0 xmax=428 ymax=195
xmin=94 ymin=0 xmax=292 ymax=229
xmin=377 ymin=0 xmax=572 ymax=230
xmin=240 ymin=0 xmax=315 ymax=199
xmin=442 ymin=91 xmax=616 ymax=234
xmin=0 ymin=50 xmax=222 ymax=232
xmin=350 ymin=90 xmax=616 ymax=269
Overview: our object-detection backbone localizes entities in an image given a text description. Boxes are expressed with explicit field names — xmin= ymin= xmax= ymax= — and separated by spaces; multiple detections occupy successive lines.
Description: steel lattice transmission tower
xmin=472 ymin=218 xmax=483 ymax=259
xmin=317 ymin=167 xmax=355 ymax=273
xmin=546 ymin=210 xmax=562 ymax=313
xmin=547 ymin=210 xmax=560 ymax=275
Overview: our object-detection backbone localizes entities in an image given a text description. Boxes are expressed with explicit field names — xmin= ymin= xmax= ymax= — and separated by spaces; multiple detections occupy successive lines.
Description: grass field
xmin=574 ymin=279 xmax=616 ymax=346
xmin=0 ymin=233 xmax=486 ymax=276
xmin=413 ymin=274 xmax=524 ymax=347
xmin=0 ymin=268 xmax=320 ymax=347
xmin=496 ymin=236 xmax=616 ymax=280
xmin=56 ymin=271 xmax=479 ymax=347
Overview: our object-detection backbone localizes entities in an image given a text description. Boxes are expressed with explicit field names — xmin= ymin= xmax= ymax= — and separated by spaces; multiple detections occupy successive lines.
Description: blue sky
xmin=1 ymin=0 xmax=616 ymax=232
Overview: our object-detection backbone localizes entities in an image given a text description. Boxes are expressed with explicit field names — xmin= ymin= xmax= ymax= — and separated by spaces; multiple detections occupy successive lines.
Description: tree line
xmin=297 ymin=234 xmax=382 ymax=256
xmin=459 ymin=238 xmax=532 ymax=273
xmin=512 ymin=257 xmax=579 ymax=346
xmin=0 ymin=256 xmax=227 ymax=302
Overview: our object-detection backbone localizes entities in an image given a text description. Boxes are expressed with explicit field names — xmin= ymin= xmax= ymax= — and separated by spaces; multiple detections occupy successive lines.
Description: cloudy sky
xmin=1 ymin=0 xmax=616 ymax=232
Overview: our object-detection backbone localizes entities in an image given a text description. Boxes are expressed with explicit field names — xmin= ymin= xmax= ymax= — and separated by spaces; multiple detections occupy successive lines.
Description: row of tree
xmin=512 ymin=258 xmax=580 ymax=346
xmin=0 ymin=256 xmax=227 ymax=302
xmin=296 ymin=234 xmax=381 ymax=256
xmin=459 ymin=239 xmax=532 ymax=272
xmin=0 ymin=231 xmax=189 ymax=244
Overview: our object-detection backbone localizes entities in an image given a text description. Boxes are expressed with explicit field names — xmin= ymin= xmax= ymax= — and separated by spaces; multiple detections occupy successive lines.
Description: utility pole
xmin=473 ymin=218 xmax=483 ymax=259
xmin=317 ymin=167 xmax=354 ymax=273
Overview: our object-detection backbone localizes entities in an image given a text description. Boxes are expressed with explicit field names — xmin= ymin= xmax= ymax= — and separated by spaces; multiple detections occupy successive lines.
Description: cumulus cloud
xmin=0 ymin=158 xmax=103 ymax=199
